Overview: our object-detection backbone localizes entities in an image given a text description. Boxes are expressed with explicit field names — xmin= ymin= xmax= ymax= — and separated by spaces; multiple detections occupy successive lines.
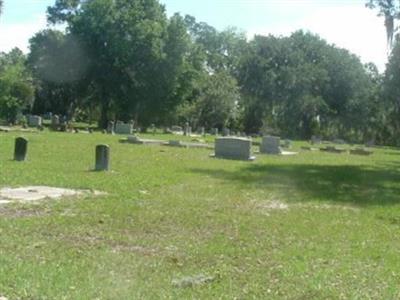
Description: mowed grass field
xmin=1 ymin=131 xmax=400 ymax=299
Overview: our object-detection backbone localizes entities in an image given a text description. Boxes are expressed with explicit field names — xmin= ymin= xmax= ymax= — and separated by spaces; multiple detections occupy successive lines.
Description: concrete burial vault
xmin=0 ymin=186 xmax=105 ymax=204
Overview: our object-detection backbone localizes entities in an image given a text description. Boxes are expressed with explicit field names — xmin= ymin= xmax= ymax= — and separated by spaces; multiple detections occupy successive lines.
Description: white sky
xmin=0 ymin=0 xmax=390 ymax=72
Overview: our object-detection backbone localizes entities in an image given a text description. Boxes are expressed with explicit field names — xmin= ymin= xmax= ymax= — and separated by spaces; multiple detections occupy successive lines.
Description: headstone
xmin=200 ymin=127 xmax=205 ymax=136
xmin=212 ymin=128 xmax=219 ymax=136
xmin=222 ymin=128 xmax=230 ymax=137
xmin=184 ymin=122 xmax=190 ymax=136
xmin=214 ymin=137 xmax=254 ymax=160
xmin=51 ymin=115 xmax=60 ymax=130
xmin=27 ymin=115 xmax=42 ymax=127
xmin=107 ymin=121 xmax=115 ymax=134
xmin=260 ymin=136 xmax=282 ymax=154
xmin=115 ymin=121 xmax=133 ymax=135
xmin=95 ymin=144 xmax=110 ymax=171
xmin=311 ymin=135 xmax=321 ymax=145
xmin=171 ymin=125 xmax=183 ymax=132
xmin=14 ymin=137 xmax=28 ymax=161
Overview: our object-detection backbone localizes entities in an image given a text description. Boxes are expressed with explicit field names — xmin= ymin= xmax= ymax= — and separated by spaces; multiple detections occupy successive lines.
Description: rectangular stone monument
xmin=51 ymin=115 xmax=60 ymax=130
xmin=260 ymin=136 xmax=282 ymax=154
xmin=107 ymin=121 xmax=115 ymax=134
xmin=27 ymin=115 xmax=42 ymax=127
xmin=214 ymin=137 xmax=255 ymax=160
xmin=95 ymin=144 xmax=110 ymax=171
xmin=115 ymin=121 xmax=133 ymax=135
xmin=14 ymin=137 xmax=28 ymax=161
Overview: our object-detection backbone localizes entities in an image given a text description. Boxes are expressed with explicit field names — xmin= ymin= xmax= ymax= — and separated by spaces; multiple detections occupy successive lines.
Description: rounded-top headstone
xmin=14 ymin=137 xmax=28 ymax=161
xmin=95 ymin=144 xmax=110 ymax=171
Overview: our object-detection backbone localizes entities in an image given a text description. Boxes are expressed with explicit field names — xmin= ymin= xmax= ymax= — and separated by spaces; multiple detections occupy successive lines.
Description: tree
xmin=27 ymin=29 xmax=90 ymax=117
xmin=366 ymin=0 xmax=400 ymax=50
xmin=238 ymin=31 xmax=373 ymax=140
xmin=0 ymin=0 xmax=3 ymax=18
xmin=47 ymin=0 xmax=190 ymax=128
xmin=0 ymin=48 xmax=34 ymax=123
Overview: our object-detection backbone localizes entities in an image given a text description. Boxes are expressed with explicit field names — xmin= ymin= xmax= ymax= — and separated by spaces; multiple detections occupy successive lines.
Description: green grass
xmin=1 ymin=131 xmax=400 ymax=299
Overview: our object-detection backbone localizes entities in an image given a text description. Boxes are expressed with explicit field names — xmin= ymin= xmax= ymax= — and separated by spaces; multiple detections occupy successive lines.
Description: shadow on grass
xmin=190 ymin=163 xmax=400 ymax=206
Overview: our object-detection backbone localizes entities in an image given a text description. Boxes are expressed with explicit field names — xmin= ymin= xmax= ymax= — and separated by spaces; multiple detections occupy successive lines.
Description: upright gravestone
xmin=212 ymin=128 xmax=219 ymax=136
xmin=51 ymin=115 xmax=60 ymax=130
xmin=107 ymin=121 xmax=115 ymax=134
xmin=14 ymin=137 xmax=28 ymax=161
xmin=95 ymin=144 xmax=110 ymax=171
xmin=222 ymin=128 xmax=230 ymax=137
xmin=27 ymin=115 xmax=42 ymax=127
xmin=184 ymin=122 xmax=190 ymax=136
xmin=115 ymin=121 xmax=133 ymax=135
xmin=200 ymin=127 xmax=205 ymax=136
xmin=214 ymin=137 xmax=255 ymax=160
xmin=260 ymin=136 xmax=282 ymax=154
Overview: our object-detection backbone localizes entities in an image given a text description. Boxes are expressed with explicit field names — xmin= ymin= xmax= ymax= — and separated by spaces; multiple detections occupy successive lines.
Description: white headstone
xmin=214 ymin=137 xmax=255 ymax=160
xmin=27 ymin=115 xmax=42 ymax=127
xmin=260 ymin=136 xmax=282 ymax=154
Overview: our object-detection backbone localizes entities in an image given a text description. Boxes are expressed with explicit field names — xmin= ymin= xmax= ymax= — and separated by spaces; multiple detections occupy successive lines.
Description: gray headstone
xmin=214 ymin=137 xmax=254 ymax=160
xmin=107 ymin=121 xmax=115 ymax=134
xmin=260 ymin=136 xmax=282 ymax=154
xmin=95 ymin=144 xmax=110 ymax=171
xmin=14 ymin=137 xmax=28 ymax=161
xmin=51 ymin=115 xmax=60 ymax=130
xmin=184 ymin=122 xmax=190 ymax=136
xmin=311 ymin=135 xmax=321 ymax=145
xmin=212 ymin=128 xmax=219 ymax=136
xmin=222 ymin=128 xmax=230 ymax=137
xmin=27 ymin=115 xmax=42 ymax=127
xmin=115 ymin=121 xmax=133 ymax=135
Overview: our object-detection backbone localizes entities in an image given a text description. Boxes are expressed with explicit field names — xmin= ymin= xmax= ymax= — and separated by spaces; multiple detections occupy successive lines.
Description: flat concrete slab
xmin=0 ymin=186 xmax=105 ymax=204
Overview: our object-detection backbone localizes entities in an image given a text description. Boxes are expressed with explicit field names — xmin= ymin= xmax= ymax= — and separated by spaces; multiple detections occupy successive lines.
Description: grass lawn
xmin=1 ymin=131 xmax=400 ymax=299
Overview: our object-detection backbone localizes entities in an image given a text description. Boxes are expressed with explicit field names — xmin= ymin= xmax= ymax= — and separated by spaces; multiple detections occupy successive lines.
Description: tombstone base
xmin=210 ymin=153 xmax=256 ymax=161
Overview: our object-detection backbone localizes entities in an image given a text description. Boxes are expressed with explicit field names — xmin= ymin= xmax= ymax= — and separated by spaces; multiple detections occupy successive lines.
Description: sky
xmin=0 ymin=0 xmax=388 ymax=71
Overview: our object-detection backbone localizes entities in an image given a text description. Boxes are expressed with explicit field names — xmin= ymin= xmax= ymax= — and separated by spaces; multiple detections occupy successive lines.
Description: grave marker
xmin=214 ymin=137 xmax=255 ymax=160
xmin=95 ymin=144 xmax=110 ymax=171
xmin=14 ymin=137 xmax=28 ymax=161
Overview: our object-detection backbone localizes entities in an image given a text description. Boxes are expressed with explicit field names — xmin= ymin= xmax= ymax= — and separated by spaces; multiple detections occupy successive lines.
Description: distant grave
xmin=260 ymin=136 xmax=282 ymax=154
xmin=350 ymin=148 xmax=373 ymax=156
xmin=27 ymin=115 xmax=42 ymax=127
xmin=213 ymin=137 xmax=255 ymax=161
xmin=115 ymin=121 xmax=133 ymax=135
xmin=123 ymin=135 xmax=165 ymax=145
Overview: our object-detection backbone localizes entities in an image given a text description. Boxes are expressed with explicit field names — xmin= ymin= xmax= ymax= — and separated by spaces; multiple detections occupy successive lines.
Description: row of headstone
xmin=12 ymin=136 xmax=110 ymax=171
xmin=213 ymin=136 xmax=292 ymax=161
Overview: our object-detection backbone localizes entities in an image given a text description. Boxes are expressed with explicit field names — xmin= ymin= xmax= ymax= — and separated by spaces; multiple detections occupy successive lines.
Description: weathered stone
xmin=214 ymin=137 xmax=254 ymax=160
xmin=115 ymin=121 xmax=133 ymax=135
xmin=51 ymin=114 xmax=60 ymax=130
xmin=222 ymin=128 xmax=230 ymax=137
xmin=311 ymin=135 xmax=322 ymax=145
xmin=27 ymin=115 xmax=42 ymax=127
xmin=260 ymin=136 xmax=282 ymax=154
xmin=95 ymin=144 xmax=110 ymax=171
xmin=14 ymin=137 xmax=28 ymax=161
xmin=107 ymin=121 xmax=115 ymax=134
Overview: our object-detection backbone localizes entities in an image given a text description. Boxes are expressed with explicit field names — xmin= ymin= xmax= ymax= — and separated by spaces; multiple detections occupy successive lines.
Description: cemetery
xmin=0 ymin=125 xmax=398 ymax=299
xmin=1 ymin=0 xmax=400 ymax=298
